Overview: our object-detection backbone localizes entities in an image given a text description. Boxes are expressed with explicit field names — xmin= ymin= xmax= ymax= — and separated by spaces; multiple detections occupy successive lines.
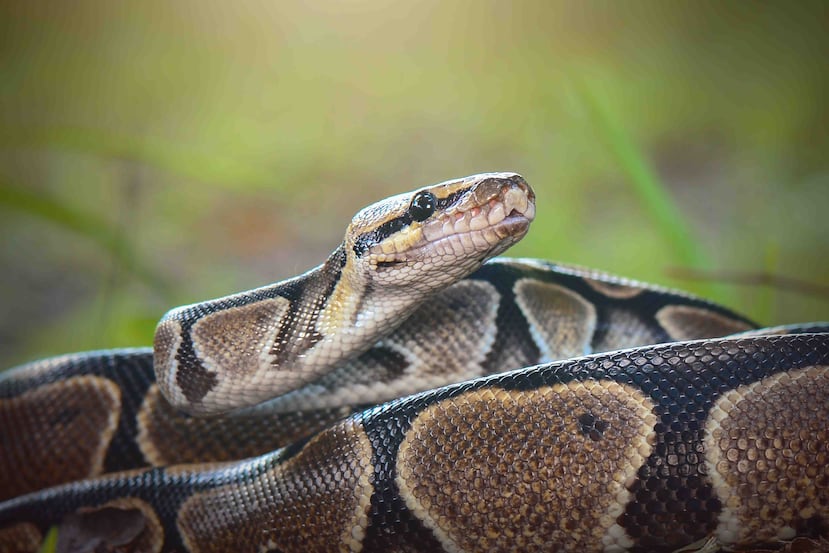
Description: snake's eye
xmin=409 ymin=191 xmax=436 ymax=222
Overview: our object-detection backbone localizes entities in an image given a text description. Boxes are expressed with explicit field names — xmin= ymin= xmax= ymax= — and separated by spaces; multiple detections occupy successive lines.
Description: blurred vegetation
xmin=1 ymin=1 xmax=827 ymax=368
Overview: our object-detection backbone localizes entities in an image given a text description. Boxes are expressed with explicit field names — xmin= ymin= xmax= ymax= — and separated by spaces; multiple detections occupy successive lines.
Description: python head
xmin=344 ymin=172 xmax=535 ymax=294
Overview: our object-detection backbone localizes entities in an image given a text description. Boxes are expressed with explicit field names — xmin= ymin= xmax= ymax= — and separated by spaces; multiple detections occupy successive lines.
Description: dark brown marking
xmin=577 ymin=411 xmax=609 ymax=441
xmin=56 ymin=508 xmax=145 ymax=553
xmin=178 ymin=418 xmax=373 ymax=553
xmin=705 ymin=366 xmax=829 ymax=547
xmin=177 ymin=366 xmax=217 ymax=405
xmin=765 ymin=536 xmax=829 ymax=553
xmin=352 ymin=187 xmax=470 ymax=258
xmin=375 ymin=259 xmax=406 ymax=269
xmin=0 ymin=523 xmax=42 ymax=553
xmin=136 ymin=384 xmax=352 ymax=465
xmin=68 ymin=498 xmax=164 ymax=553
xmin=169 ymin=246 xmax=347 ymax=407
xmin=396 ymin=382 xmax=656 ymax=552
xmin=361 ymin=345 xmax=410 ymax=383
xmin=353 ymin=213 xmax=412 ymax=257
xmin=152 ymin=319 xmax=181 ymax=384
xmin=190 ymin=297 xmax=290 ymax=378
xmin=0 ymin=377 xmax=120 ymax=501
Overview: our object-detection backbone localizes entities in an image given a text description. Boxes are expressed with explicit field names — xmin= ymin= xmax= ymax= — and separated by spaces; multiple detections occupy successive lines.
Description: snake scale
xmin=0 ymin=173 xmax=827 ymax=553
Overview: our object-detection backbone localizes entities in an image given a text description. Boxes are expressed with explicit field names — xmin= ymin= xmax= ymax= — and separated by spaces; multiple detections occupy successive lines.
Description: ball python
xmin=0 ymin=172 xmax=826 ymax=553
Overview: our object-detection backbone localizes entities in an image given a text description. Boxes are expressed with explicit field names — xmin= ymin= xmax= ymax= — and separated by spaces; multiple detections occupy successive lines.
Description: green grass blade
xmin=573 ymin=76 xmax=722 ymax=298
xmin=37 ymin=526 xmax=58 ymax=553
xmin=574 ymin=79 xmax=707 ymax=266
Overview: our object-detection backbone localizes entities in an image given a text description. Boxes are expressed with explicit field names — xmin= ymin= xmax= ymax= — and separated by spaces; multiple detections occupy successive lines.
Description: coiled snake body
xmin=0 ymin=173 xmax=826 ymax=553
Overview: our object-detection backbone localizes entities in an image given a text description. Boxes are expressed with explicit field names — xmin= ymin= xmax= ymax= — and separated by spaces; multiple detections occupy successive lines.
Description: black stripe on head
xmin=353 ymin=213 xmax=412 ymax=257
xmin=434 ymin=188 xmax=465 ymax=210
xmin=352 ymin=188 xmax=470 ymax=258
xmin=270 ymin=244 xmax=347 ymax=365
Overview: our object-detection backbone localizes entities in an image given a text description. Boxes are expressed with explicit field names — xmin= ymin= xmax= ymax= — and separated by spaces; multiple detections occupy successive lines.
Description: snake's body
xmin=0 ymin=173 xmax=826 ymax=552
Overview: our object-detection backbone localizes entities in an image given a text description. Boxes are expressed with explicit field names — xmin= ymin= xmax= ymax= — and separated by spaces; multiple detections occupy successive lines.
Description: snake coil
xmin=0 ymin=173 xmax=826 ymax=553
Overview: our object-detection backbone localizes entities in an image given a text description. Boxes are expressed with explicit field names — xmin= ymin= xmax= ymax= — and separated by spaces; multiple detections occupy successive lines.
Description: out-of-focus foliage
xmin=1 ymin=1 xmax=827 ymax=367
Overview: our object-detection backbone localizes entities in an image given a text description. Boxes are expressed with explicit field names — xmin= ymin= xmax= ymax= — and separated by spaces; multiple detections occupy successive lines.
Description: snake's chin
xmin=500 ymin=207 xmax=534 ymax=234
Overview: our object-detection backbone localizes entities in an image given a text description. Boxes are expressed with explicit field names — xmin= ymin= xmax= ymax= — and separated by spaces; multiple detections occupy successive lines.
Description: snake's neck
xmin=275 ymin=244 xmax=402 ymax=369
xmin=154 ymin=244 xmax=424 ymax=415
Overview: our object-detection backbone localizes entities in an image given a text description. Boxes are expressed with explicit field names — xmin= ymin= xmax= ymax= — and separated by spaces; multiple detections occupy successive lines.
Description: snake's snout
xmin=465 ymin=172 xmax=535 ymax=224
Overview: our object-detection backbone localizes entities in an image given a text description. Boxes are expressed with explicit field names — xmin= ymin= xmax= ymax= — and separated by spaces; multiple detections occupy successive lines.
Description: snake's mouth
xmin=372 ymin=177 xmax=535 ymax=269
xmin=421 ymin=178 xmax=534 ymax=254
xmin=437 ymin=182 xmax=535 ymax=239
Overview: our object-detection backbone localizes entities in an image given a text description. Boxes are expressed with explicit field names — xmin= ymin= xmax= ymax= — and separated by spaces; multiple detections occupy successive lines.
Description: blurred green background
xmin=1 ymin=1 xmax=827 ymax=368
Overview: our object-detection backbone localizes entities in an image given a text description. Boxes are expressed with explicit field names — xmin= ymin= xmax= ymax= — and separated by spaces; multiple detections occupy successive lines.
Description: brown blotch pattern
xmin=583 ymin=277 xmax=645 ymax=299
xmin=513 ymin=279 xmax=597 ymax=360
xmin=178 ymin=418 xmax=374 ymax=553
xmin=656 ymin=304 xmax=753 ymax=341
xmin=355 ymin=345 xmax=410 ymax=384
xmin=68 ymin=498 xmax=164 ymax=553
xmin=593 ymin=308 xmax=664 ymax=353
xmin=191 ymin=296 xmax=291 ymax=379
xmin=334 ymin=280 xmax=500 ymax=394
xmin=136 ymin=384 xmax=352 ymax=465
xmin=704 ymin=366 xmax=829 ymax=547
xmin=0 ymin=376 xmax=121 ymax=500
xmin=153 ymin=318 xmax=182 ymax=383
xmin=271 ymin=280 xmax=502 ymax=411
xmin=396 ymin=382 xmax=657 ymax=553
xmin=0 ymin=523 xmax=42 ymax=553
xmin=386 ymin=280 xmax=500 ymax=378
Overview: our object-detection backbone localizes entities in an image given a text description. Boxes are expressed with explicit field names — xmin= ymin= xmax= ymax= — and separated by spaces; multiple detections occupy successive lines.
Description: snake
xmin=0 ymin=172 xmax=826 ymax=553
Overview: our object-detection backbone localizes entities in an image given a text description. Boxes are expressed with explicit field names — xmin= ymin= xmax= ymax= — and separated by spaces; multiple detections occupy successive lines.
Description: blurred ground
xmin=1 ymin=1 xmax=827 ymax=367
